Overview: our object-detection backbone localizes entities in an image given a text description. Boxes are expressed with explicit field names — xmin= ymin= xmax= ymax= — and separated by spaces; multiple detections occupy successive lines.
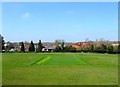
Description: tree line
xmin=20 ymin=40 xmax=42 ymax=52
xmin=54 ymin=41 xmax=120 ymax=54
xmin=0 ymin=35 xmax=43 ymax=52
xmin=0 ymin=35 xmax=120 ymax=54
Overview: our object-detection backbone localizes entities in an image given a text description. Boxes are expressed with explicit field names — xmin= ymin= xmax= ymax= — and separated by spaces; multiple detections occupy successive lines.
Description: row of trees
xmin=20 ymin=40 xmax=42 ymax=52
xmin=20 ymin=40 xmax=77 ymax=53
xmin=79 ymin=44 xmax=120 ymax=54
xmin=54 ymin=41 xmax=76 ymax=52
xmin=1 ymin=35 xmax=120 ymax=54
xmin=54 ymin=41 xmax=120 ymax=54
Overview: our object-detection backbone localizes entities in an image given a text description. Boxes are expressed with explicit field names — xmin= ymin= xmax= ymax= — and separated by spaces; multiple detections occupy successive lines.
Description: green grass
xmin=2 ymin=53 xmax=118 ymax=85
xmin=36 ymin=56 xmax=51 ymax=65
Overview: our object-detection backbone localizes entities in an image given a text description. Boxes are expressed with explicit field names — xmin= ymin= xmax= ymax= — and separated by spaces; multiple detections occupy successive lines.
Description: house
xmin=4 ymin=42 xmax=17 ymax=52
xmin=9 ymin=48 xmax=16 ymax=52
xmin=42 ymin=46 xmax=55 ymax=52
xmin=71 ymin=42 xmax=93 ymax=49
xmin=24 ymin=43 xmax=29 ymax=51
xmin=112 ymin=41 xmax=120 ymax=46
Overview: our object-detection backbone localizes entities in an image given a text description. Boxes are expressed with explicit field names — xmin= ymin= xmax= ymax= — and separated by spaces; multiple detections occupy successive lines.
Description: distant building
xmin=112 ymin=41 xmax=120 ymax=46
xmin=71 ymin=42 xmax=93 ymax=49
xmin=24 ymin=42 xmax=30 ymax=51
xmin=42 ymin=45 xmax=55 ymax=52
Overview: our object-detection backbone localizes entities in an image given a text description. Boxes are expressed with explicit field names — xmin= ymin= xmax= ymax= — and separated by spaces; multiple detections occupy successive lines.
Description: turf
xmin=36 ymin=56 xmax=51 ymax=65
xmin=2 ymin=53 xmax=118 ymax=85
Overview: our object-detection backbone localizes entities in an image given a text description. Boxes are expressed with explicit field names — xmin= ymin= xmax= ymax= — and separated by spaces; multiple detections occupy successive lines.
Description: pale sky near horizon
xmin=2 ymin=2 xmax=118 ymax=42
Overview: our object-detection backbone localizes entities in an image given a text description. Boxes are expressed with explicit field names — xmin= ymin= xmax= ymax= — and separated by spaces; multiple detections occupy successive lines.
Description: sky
xmin=2 ymin=2 xmax=118 ymax=42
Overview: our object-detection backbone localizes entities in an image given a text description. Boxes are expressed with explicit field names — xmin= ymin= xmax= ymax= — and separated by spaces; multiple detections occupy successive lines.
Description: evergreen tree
xmin=0 ymin=35 xmax=5 ymax=52
xmin=20 ymin=42 xmax=25 ymax=52
xmin=37 ymin=40 xmax=42 ymax=52
xmin=61 ymin=41 xmax=64 ymax=52
xmin=29 ymin=41 xmax=35 ymax=52
xmin=91 ymin=44 xmax=94 ymax=52
xmin=2 ymin=38 xmax=5 ymax=51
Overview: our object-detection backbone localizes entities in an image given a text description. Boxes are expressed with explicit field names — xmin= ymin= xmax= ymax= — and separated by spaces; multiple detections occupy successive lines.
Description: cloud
xmin=21 ymin=13 xmax=30 ymax=18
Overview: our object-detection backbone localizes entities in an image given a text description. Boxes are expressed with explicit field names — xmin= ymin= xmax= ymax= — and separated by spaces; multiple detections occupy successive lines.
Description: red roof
xmin=71 ymin=42 xmax=93 ymax=49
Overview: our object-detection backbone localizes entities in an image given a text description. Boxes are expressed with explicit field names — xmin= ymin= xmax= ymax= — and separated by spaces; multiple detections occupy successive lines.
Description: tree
xmin=64 ymin=45 xmax=69 ymax=52
xmin=54 ymin=40 xmax=65 ymax=52
xmin=107 ymin=45 xmax=113 ymax=54
xmin=55 ymin=40 xmax=64 ymax=46
xmin=69 ymin=46 xmax=76 ymax=52
xmin=118 ymin=44 xmax=120 ymax=53
xmin=20 ymin=42 xmax=25 ymax=52
xmin=29 ymin=41 xmax=35 ymax=52
xmin=54 ymin=45 xmax=61 ymax=52
xmin=2 ymin=37 xmax=5 ymax=51
xmin=61 ymin=41 xmax=64 ymax=52
xmin=37 ymin=40 xmax=42 ymax=52
xmin=0 ymin=35 xmax=5 ymax=52
xmin=64 ymin=45 xmax=76 ymax=52
xmin=101 ymin=44 xmax=107 ymax=53
xmin=112 ymin=45 xmax=118 ymax=53
xmin=5 ymin=42 xmax=14 ymax=51
xmin=91 ymin=44 xmax=94 ymax=52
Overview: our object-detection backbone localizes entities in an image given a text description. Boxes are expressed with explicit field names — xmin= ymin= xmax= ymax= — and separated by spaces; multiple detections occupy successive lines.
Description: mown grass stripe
xmin=36 ymin=56 xmax=51 ymax=65
xmin=31 ymin=56 xmax=47 ymax=65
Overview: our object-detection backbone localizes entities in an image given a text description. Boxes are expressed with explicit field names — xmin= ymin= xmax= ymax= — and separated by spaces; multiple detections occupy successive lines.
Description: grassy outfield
xmin=2 ymin=53 xmax=118 ymax=85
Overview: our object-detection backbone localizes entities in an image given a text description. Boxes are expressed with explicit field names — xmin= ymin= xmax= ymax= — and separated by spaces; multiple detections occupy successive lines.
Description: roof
xmin=44 ymin=46 xmax=55 ymax=49
xmin=72 ymin=41 xmax=93 ymax=45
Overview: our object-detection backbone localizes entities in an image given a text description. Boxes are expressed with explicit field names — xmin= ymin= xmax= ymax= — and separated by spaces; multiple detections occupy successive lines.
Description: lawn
xmin=2 ymin=53 xmax=118 ymax=85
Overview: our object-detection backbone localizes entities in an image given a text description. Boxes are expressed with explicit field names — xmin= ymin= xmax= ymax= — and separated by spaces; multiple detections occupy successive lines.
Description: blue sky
xmin=2 ymin=2 xmax=118 ymax=42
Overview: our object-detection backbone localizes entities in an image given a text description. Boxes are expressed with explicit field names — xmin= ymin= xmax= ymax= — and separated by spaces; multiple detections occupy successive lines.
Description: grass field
xmin=2 ymin=53 xmax=118 ymax=85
